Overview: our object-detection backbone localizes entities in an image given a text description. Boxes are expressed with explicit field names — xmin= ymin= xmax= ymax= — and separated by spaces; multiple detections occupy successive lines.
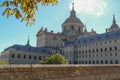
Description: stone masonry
xmin=0 ymin=65 xmax=120 ymax=80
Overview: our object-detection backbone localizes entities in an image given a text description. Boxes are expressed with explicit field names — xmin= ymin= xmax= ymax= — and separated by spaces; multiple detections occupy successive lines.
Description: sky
xmin=0 ymin=0 xmax=120 ymax=52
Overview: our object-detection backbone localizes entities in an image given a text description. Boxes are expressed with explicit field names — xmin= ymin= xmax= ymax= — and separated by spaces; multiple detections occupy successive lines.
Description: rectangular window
xmin=115 ymin=52 xmax=117 ymax=56
xmin=82 ymin=61 xmax=84 ymax=64
xmin=96 ymin=60 xmax=99 ymax=64
xmin=110 ymin=60 xmax=113 ymax=64
xmin=115 ymin=60 xmax=118 ymax=64
xmin=79 ymin=61 xmax=81 ymax=64
xmin=105 ymin=60 xmax=108 ymax=64
xmin=89 ymin=61 xmax=91 ymax=64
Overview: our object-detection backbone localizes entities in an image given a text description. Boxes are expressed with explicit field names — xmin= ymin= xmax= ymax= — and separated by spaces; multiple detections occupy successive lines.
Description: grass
xmin=0 ymin=61 xmax=8 ymax=65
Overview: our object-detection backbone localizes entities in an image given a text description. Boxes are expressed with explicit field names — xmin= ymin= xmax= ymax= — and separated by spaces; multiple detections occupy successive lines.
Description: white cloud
xmin=70 ymin=0 xmax=107 ymax=16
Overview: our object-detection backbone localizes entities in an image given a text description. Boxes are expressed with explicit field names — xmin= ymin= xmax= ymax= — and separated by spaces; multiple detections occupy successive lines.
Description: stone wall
xmin=0 ymin=64 xmax=120 ymax=80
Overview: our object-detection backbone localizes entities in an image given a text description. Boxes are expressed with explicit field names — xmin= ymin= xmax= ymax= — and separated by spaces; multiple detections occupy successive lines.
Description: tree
xmin=0 ymin=0 xmax=58 ymax=26
xmin=39 ymin=53 xmax=68 ymax=64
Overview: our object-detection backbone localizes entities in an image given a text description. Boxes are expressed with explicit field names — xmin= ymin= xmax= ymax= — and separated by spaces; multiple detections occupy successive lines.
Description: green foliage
xmin=0 ymin=61 xmax=8 ymax=65
xmin=39 ymin=53 xmax=68 ymax=64
xmin=0 ymin=0 xmax=58 ymax=26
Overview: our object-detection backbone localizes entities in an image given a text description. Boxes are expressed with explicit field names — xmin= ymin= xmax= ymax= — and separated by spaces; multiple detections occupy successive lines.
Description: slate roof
xmin=64 ymin=29 xmax=120 ymax=46
xmin=4 ymin=44 xmax=59 ymax=54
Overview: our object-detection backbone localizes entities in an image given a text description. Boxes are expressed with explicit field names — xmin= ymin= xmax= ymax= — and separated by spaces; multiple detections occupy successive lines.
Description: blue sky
xmin=0 ymin=0 xmax=120 ymax=52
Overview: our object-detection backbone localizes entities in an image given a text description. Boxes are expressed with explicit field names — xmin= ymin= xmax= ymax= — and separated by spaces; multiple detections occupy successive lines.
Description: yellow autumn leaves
xmin=1 ymin=0 xmax=58 ymax=26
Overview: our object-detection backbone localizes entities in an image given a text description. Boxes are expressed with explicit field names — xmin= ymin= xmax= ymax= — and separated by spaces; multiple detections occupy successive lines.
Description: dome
xmin=63 ymin=17 xmax=82 ymax=24
xmin=62 ymin=3 xmax=83 ymax=25
xmin=111 ymin=23 xmax=119 ymax=28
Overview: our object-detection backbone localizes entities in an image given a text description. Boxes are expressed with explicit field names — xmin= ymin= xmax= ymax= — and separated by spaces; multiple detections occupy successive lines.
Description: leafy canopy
xmin=39 ymin=53 xmax=68 ymax=64
xmin=0 ymin=0 xmax=58 ymax=26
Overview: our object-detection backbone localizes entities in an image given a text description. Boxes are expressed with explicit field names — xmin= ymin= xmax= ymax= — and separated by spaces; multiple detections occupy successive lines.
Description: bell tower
xmin=62 ymin=3 xmax=84 ymax=37
xmin=106 ymin=14 xmax=119 ymax=32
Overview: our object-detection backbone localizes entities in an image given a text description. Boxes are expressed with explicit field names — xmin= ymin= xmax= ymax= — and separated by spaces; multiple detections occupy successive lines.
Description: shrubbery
xmin=39 ymin=53 xmax=68 ymax=64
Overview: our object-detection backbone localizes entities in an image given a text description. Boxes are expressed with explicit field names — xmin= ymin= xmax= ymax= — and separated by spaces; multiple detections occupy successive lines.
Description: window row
xmin=11 ymin=54 xmax=42 ymax=60
xmin=74 ymin=47 xmax=117 ymax=54
xmin=74 ymin=60 xmax=118 ymax=64
xmin=75 ymin=40 xmax=117 ymax=48
xmin=75 ymin=52 xmax=118 ymax=58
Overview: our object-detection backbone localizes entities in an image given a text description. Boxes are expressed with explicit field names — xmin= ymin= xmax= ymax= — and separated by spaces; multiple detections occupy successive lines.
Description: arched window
xmin=12 ymin=54 xmax=14 ymax=58
xmin=70 ymin=25 xmax=74 ymax=30
xmin=18 ymin=55 xmax=20 ymax=59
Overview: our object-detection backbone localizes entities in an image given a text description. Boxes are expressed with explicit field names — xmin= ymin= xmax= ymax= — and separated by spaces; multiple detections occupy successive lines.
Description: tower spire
xmin=84 ymin=24 xmax=87 ymax=32
xmin=72 ymin=3 xmax=74 ymax=10
xmin=26 ymin=36 xmax=30 ymax=46
xmin=70 ymin=3 xmax=76 ymax=17
xmin=113 ymin=14 xmax=116 ymax=24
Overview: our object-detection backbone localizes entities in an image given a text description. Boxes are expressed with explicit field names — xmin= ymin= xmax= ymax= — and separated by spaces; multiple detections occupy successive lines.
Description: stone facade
xmin=0 ymin=4 xmax=120 ymax=64
xmin=0 ymin=41 xmax=60 ymax=64
xmin=0 ymin=65 xmax=120 ymax=80
xmin=36 ymin=4 xmax=120 ymax=64
xmin=0 ymin=49 xmax=49 ymax=64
